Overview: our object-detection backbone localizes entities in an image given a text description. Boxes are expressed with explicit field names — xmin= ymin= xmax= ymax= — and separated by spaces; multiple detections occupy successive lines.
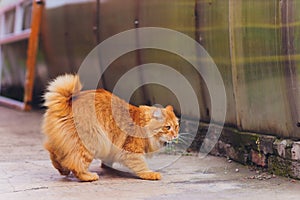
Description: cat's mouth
xmin=160 ymin=138 xmax=172 ymax=146
xmin=163 ymin=141 xmax=170 ymax=146
xmin=161 ymin=136 xmax=179 ymax=146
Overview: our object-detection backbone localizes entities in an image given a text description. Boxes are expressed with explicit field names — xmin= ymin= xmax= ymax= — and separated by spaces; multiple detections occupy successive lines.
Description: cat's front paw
xmin=137 ymin=172 xmax=161 ymax=180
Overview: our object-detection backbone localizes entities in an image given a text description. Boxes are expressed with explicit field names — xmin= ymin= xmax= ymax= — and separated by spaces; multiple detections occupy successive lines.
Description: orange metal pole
xmin=23 ymin=0 xmax=44 ymax=111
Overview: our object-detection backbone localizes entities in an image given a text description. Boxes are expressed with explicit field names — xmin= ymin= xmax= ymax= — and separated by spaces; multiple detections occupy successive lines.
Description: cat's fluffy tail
xmin=43 ymin=74 xmax=82 ymax=109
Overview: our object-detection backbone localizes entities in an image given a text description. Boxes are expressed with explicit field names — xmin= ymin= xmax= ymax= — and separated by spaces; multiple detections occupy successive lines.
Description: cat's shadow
xmin=59 ymin=164 xmax=137 ymax=182
xmin=99 ymin=163 xmax=138 ymax=179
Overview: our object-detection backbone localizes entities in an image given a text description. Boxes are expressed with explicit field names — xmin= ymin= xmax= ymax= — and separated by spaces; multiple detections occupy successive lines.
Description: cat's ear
xmin=152 ymin=108 xmax=163 ymax=120
xmin=165 ymin=105 xmax=173 ymax=112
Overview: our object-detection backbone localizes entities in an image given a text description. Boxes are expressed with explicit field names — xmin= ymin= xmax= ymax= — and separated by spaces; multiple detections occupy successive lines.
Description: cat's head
xmin=142 ymin=105 xmax=179 ymax=145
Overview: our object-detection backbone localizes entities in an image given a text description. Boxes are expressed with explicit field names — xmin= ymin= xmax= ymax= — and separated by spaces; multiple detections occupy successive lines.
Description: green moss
xmin=268 ymin=156 xmax=292 ymax=177
xmin=222 ymin=128 xmax=261 ymax=152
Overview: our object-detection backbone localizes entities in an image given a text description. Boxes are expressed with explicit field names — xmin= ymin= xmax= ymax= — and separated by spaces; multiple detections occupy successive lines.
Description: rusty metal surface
xmin=23 ymin=0 xmax=43 ymax=111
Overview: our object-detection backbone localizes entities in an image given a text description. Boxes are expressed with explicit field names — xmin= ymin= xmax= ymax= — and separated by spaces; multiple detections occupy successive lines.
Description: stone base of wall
xmin=181 ymin=120 xmax=300 ymax=179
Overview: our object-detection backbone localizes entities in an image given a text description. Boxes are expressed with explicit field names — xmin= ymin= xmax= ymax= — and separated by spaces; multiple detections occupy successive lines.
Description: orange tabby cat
xmin=42 ymin=74 xmax=179 ymax=182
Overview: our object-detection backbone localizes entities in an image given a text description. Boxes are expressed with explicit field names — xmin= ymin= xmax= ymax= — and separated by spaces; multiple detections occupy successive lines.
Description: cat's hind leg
xmin=49 ymin=152 xmax=70 ymax=176
xmin=66 ymin=144 xmax=99 ymax=182
xmin=45 ymin=142 xmax=71 ymax=176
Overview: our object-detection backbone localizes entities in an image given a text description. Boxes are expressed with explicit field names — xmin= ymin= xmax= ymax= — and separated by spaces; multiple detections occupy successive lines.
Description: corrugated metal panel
xmin=137 ymin=0 xmax=200 ymax=117
xmin=194 ymin=0 xmax=299 ymax=138
xmin=231 ymin=0 xmax=298 ymax=138
xmin=1 ymin=0 xmax=298 ymax=138
xmin=196 ymin=0 xmax=236 ymax=125
xmin=41 ymin=0 xmax=97 ymax=78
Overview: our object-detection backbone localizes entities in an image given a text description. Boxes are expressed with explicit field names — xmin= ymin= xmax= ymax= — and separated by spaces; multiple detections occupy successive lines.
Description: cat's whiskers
xmin=164 ymin=132 xmax=196 ymax=151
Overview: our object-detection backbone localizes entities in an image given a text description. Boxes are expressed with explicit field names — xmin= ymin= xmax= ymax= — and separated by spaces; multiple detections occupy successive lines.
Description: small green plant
xmin=164 ymin=132 xmax=196 ymax=155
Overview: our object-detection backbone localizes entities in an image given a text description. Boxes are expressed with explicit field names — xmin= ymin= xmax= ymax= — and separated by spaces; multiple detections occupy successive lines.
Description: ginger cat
xmin=42 ymin=74 xmax=179 ymax=182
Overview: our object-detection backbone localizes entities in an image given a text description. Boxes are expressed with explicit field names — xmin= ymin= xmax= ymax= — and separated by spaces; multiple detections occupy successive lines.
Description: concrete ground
xmin=1 ymin=106 xmax=300 ymax=200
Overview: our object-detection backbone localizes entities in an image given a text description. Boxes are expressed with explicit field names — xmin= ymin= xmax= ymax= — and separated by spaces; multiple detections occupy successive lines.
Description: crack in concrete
xmin=1 ymin=169 xmax=16 ymax=192
xmin=12 ymin=186 xmax=49 ymax=193
xmin=170 ymin=179 xmax=234 ymax=185
xmin=7 ymin=179 xmax=16 ymax=192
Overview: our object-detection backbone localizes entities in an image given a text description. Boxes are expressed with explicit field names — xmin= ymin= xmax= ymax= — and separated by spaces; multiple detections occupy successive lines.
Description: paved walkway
xmin=0 ymin=106 xmax=300 ymax=200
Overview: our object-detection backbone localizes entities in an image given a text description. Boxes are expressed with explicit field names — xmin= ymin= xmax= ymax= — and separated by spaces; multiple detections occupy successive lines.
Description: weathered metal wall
xmin=196 ymin=0 xmax=299 ymax=138
xmin=1 ymin=0 xmax=299 ymax=138
xmin=41 ymin=0 xmax=97 ymax=77
xmin=40 ymin=0 xmax=300 ymax=139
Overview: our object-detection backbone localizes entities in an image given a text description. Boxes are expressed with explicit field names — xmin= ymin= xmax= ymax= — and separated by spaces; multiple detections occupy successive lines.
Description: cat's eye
xmin=165 ymin=126 xmax=171 ymax=130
